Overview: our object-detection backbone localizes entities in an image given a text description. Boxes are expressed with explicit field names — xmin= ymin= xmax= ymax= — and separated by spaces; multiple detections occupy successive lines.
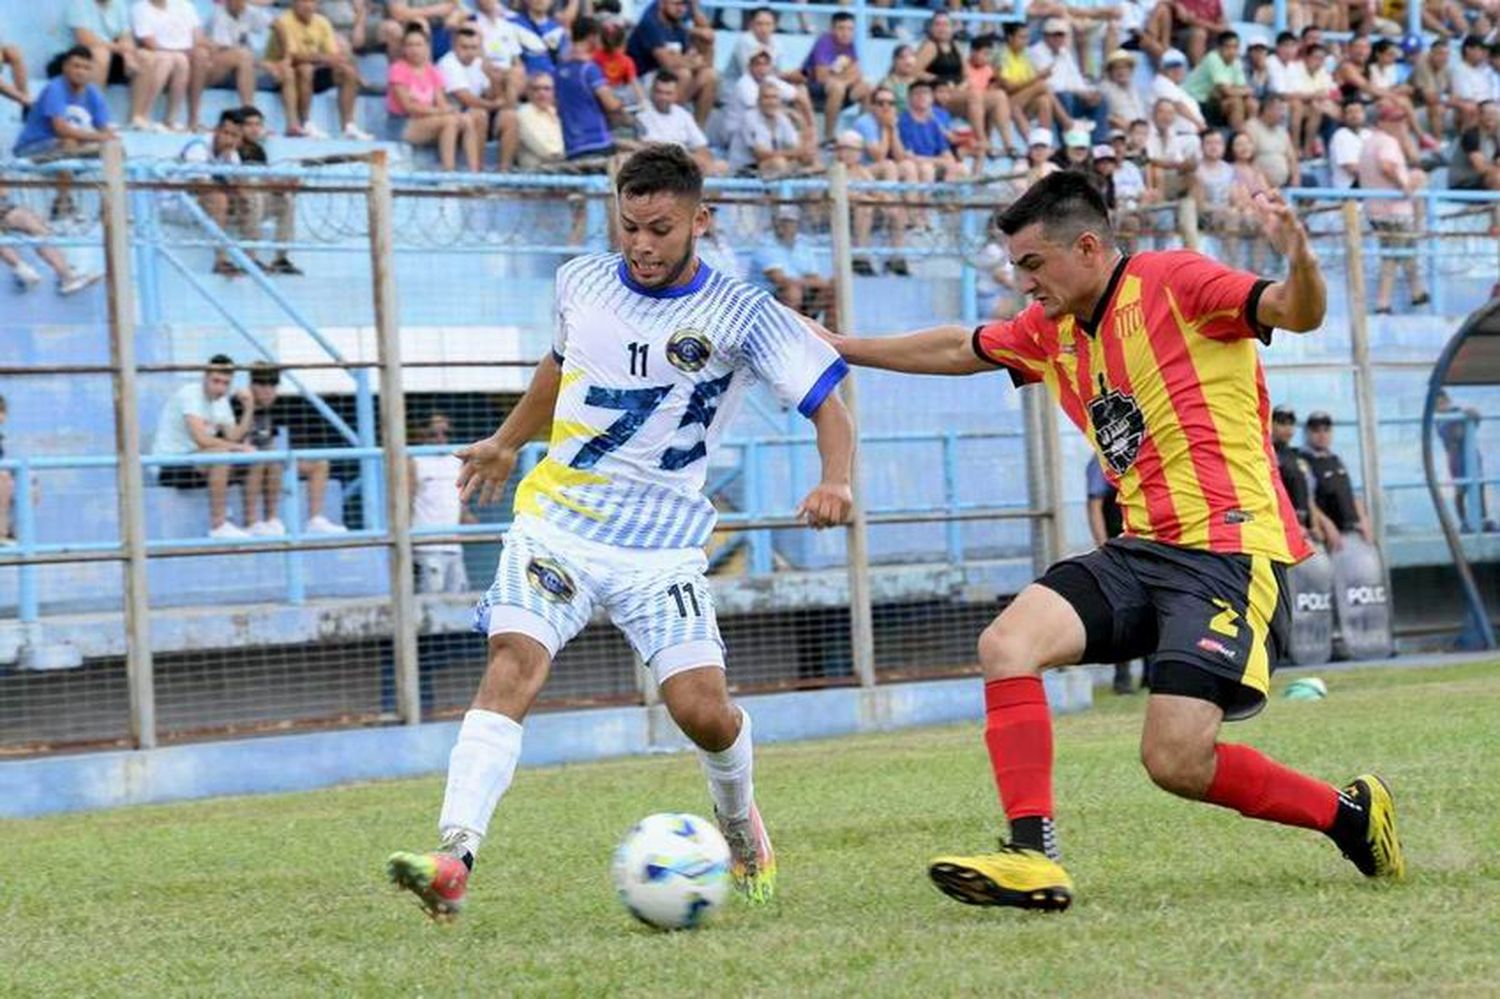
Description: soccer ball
xmin=611 ymin=812 xmax=731 ymax=930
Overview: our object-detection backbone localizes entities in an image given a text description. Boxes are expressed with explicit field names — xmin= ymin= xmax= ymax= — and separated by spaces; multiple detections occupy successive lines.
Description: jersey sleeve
xmin=743 ymin=298 xmax=848 ymax=417
xmin=972 ymin=305 xmax=1050 ymax=387
xmin=1163 ymin=251 xmax=1274 ymax=344
xmin=550 ymin=261 xmax=573 ymax=362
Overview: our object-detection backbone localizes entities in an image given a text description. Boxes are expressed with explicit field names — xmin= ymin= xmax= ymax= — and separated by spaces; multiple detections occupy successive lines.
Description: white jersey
xmin=514 ymin=252 xmax=845 ymax=550
xmin=413 ymin=453 xmax=464 ymax=554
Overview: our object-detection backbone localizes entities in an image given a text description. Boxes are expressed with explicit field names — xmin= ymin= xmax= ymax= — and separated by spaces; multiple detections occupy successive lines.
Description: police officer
xmin=1301 ymin=411 xmax=1371 ymax=552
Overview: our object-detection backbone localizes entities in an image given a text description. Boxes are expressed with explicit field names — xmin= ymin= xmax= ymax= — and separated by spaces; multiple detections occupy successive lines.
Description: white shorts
xmin=472 ymin=517 xmax=724 ymax=685
xmin=415 ymin=549 xmax=469 ymax=594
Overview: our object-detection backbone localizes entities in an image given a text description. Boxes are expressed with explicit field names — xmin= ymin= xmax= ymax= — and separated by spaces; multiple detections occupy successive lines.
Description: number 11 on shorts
xmin=667 ymin=582 xmax=701 ymax=618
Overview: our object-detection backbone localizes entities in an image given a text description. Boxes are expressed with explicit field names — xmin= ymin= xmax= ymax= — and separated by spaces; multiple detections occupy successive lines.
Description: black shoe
xmin=851 ymin=257 xmax=876 ymax=277
xmin=1374 ymin=306 xmax=1392 ymax=315
xmin=212 ymin=259 xmax=246 ymax=277
xmin=269 ymin=256 xmax=304 ymax=276
xmin=1411 ymin=292 xmax=1431 ymax=307
xmin=1329 ymin=775 xmax=1405 ymax=879
xmin=885 ymin=257 xmax=910 ymax=277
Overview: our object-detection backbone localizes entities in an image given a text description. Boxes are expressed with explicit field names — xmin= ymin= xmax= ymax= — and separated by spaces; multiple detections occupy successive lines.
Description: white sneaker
xmin=209 ymin=521 xmax=250 ymax=539
xmin=305 ymin=514 xmax=348 ymax=534
xmin=249 ymin=518 xmax=286 ymax=537
xmin=12 ymin=262 xmax=42 ymax=291
xmin=59 ymin=271 xmax=104 ymax=296
xmin=302 ymin=121 xmax=330 ymax=140
xmin=342 ymin=122 xmax=374 ymax=141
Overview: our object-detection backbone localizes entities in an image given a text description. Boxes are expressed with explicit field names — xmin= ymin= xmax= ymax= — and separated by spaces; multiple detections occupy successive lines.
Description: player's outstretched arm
xmin=797 ymin=391 xmax=855 ymax=529
xmin=1250 ymin=190 xmax=1327 ymax=333
xmin=800 ymin=316 xmax=993 ymax=375
xmin=455 ymin=352 xmax=563 ymax=505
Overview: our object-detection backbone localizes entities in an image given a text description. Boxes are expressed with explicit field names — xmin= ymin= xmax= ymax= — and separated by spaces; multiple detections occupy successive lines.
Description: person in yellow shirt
xmin=265 ymin=0 xmax=371 ymax=138
xmin=994 ymin=21 xmax=1068 ymax=141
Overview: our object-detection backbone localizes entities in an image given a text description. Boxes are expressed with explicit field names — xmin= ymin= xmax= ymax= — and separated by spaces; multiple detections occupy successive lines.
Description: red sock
xmin=983 ymin=676 xmax=1053 ymax=822
xmin=1204 ymin=743 xmax=1339 ymax=831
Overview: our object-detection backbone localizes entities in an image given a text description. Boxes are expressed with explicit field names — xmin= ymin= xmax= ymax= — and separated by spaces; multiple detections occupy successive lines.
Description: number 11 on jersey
xmin=629 ymin=342 xmax=649 ymax=378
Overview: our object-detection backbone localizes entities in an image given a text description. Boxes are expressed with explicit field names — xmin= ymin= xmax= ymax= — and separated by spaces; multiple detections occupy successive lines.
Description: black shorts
xmin=1038 ymin=537 xmax=1291 ymax=721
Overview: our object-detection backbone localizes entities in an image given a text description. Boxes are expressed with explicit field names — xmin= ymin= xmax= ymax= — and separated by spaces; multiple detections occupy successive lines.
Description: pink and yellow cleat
xmin=717 ymin=803 xmax=777 ymax=904
xmin=386 ymin=850 xmax=469 ymax=920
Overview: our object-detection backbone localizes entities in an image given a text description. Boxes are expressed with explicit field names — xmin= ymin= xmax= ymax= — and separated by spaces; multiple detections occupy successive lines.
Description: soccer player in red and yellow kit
xmin=816 ymin=172 xmax=1404 ymax=910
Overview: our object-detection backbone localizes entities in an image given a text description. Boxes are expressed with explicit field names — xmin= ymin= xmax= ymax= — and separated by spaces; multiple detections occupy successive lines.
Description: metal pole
xmin=102 ymin=141 xmax=156 ymax=749
xmin=828 ymin=162 xmax=877 ymax=688
xmin=1342 ymin=201 xmax=1388 ymax=547
xmin=367 ymin=150 xmax=420 ymax=725
xmin=1023 ymin=384 xmax=1062 ymax=576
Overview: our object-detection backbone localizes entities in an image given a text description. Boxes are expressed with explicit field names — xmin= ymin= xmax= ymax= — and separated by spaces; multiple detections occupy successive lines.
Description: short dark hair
xmin=571 ymin=15 xmax=600 ymax=42
xmin=654 ymin=68 xmax=679 ymax=86
xmin=456 ymin=26 xmax=480 ymax=40
xmin=1216 ymin=30 xmax=1239 ymax=47
xmin=831 ymin=11 xmax=854 ymax=25
xmin=207 ymin=354 xmax=235 ymax=370
xmin=909 ymin=79 xmax=934 ymax=93
xmin=749 ymin=5 xmax=775 ymax=19
xmin=1004 ymin=21 xmax=1027 ymax=39
xmin=1276 ymin=31 xmax=1297 ymax=45
xmin=218 ymin=109 xmax=245 ymax=127
xmin=249 ymin=362 xmax=280 ymax=387
xmin=238 ymin=105 xmax=264 ymax=123
xmin=1462 ymin=33 xmax=1486 ymax=50
xmin=616 ymin=143 xmax=703 ymax=201
xmin=971 ymin=32 xmax=997 ymax=51
xmin=997 ymin=171 xmax=1113 ymax=248
xmin=403 ymin=21 xmax=428 ymax=40
xmin=63 ymin=44 xmax=93 ymax=64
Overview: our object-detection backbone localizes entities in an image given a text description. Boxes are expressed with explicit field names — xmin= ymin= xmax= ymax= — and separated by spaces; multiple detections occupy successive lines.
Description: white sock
xmin=698 ymin=709 xmax=755 ymax=822
xmin=438 ymin=709 xmax=523 ymax=859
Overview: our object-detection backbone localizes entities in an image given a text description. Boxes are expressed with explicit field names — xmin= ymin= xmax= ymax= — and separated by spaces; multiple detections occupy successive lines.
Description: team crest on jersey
xmin=666 ymin=328 xmax=712 ymax=372
xmin=1113 ymin=300 xmax=1146 ymax=339
xmin=1088 ymin=378 xmax=1145 ymax=475
xmin=526 ymin=558 xmax=577 ymax=603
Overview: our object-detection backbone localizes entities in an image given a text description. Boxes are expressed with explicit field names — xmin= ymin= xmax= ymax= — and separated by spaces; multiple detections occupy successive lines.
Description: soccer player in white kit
xmin=387 ymin=144 xmax=856 ymax=919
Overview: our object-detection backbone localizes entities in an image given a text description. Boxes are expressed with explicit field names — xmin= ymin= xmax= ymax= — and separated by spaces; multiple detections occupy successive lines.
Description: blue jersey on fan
xmin=513 ymin=252 xmax=847 ymax=550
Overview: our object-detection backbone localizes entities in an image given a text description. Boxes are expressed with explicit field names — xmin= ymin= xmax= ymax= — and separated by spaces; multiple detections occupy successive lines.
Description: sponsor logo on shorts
xmin=526 ymin=557 xmax=576 ymax=603
xmin=1196 ymin=636 xmax=1238 ymax=661
xmin=666 ymin=328 xmax=712 ymax=373
xmin=1346 ymin=585 xmax=1387 ymax=606
xmin=1296 ymin=591 xmax=1333 ymax=612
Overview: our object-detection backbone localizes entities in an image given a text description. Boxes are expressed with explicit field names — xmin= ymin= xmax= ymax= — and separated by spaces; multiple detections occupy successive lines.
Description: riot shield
xmin=1285 ymin=549 xmax=1334 ymax=665
xmin=1330 ymin=535 xmax=1394 ymax=660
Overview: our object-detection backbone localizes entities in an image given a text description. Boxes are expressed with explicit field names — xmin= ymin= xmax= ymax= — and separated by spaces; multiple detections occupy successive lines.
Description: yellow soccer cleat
xmin=929 ymin=845 xmax=1074 ymax=912
xmin=717 ymin=803 xmax=776 ymax=904
xmin=1338 ymin=774 xmax=1406 ymax=880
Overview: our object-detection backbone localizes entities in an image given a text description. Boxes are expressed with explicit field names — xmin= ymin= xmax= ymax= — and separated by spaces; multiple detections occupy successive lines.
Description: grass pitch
xmin=5 ymin=661 xmax=1499 ymax=997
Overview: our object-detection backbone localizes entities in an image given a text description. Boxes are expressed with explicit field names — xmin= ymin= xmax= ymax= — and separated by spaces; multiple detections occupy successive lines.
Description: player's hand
xmin=795 ymin=312 xmax=847 ymax=353
xmin=1251 ymin=189 xmax=1311 ymax=262
xmin=455 ymin=436 xmax=518 ymax=506
xmin=796 ymin=481 xmax=853 ymax=529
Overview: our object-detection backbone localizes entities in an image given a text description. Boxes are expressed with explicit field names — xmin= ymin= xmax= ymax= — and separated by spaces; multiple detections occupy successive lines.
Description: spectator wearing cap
xmin=439 ymin=25 xmax=521 ymax=170
xmin=899 ymin=80 xmax=971 ymax=182
xmin=516 ymin=71 xmax=564 ymax=170
xmin=1022 ymin=0 xmax=1124 ymax=78
xmin=996 ymin=22 xmax=1062 ymax=138
xmin=1144 ymin=97 xmax=1201 ymax=248
xmin=239 ymin=363 xmax=348 ymax=537
xmin=1270 ymin=404 xmax=1326 ymax=545
xmin=1089 ymin=141 xmax=1120 ymax=204
xmin=1328 ymin=98 xmax=1370 ymax=191
xmin=1165 ymin=0 xmax=1229 ymax=66
xmin=1101 ymin=49 xmax=1147 ymax=133
xmin=801 ymin=12 xmax=870 ymax=143
xmin=1358 ymin=100 xmax=1430 ymax=314
xmin=1285 ymin=40 xmax=1337 ymax=156
xmin=729 ymin=46 xmax=813 ymax=142
xmin=150 ymin=354 xmax=258 ymax=540
xmin=1152 ymin=49 xmax=1207 ymax=134
xmin=1452 ymin=35 xmax=1493 ymax=130
xmin=1450 ymin=101 xmax=1500 ymax=195
xmin=1409 ymin=36 xmax=1452 ymax=135
xmin=751 ymin=206 xmax=837 ymax=329
xmin=265 ymin=0 xmax=369 ymax=140
xmin=832 ymin=130 xmax=909 ymax=279
xmin=627 ymin=0 xmax=717 ymax=126
xmin=1021 ymin=127 xmax=1061 ymax=187
xmin=1246 ymin=94 xmax=1299 ymax=189
xmin=1183 ymin=30 xmax=1255 ymax=130
xmin=639 ymin=71 xmax=727 ymax=176
xmin=1030 ymin=19 xmax=1107 ymax=141
xmin=729 ymin=78 xmax=816 ymax=176
xmin=1054 ymin=126 xmax=1094 ymax=173
xmin=1301 ymin=412 xmax=1371 ymax=552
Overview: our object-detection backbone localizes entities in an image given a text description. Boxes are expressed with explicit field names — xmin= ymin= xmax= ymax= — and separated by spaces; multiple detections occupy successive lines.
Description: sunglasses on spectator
xmin=873 ymin=98 xmax=896 ymax=106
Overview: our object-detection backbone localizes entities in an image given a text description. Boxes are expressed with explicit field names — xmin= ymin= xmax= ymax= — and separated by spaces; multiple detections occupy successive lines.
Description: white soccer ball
xmin=611 ymin=812 xmax=731 ymax=930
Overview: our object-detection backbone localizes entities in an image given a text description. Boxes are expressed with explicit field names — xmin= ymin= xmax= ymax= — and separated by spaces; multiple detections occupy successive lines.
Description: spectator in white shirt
xmin=129 ymin=0 xmax=197 ymax=129
xmin=1265 ymin=31 xmax=1299 ymax=96
xmin=732 ymin=6 xmax=794 ymax=81
xmin=438 ymin=27 xmax=520 ymax=170
xmin=730 ymin=78 xmax=816 ymax=176
xmin=637 ymin=71 xmax=727 ymax=175
xmin=1030 ymin=19 xmax=1105 ymax=139
xmin=1285 ymin=40 xmax=1337 ymax=156
xmin=1453 ymin=35 xmax=1494 ymax=129
xmin=150 ymin=353 xmax=258 ymax=539
xmin=726 ymin=47 xmax=812 ymax=141
xmin=205 ymin=0 xmax=266 ymax=120
xmin=1145 ymin=97 xmax=1201 ymax=247
xmin=135 ymin=0 xmax=250 ymax=133
xmin=1101 ymin=48 xmax=1147 ymax=132
xmin=1328 ymin=98 xmax=1369 ymax=190
xmin=467 ymin=0 xmax=524 ymax=85
xmin=1152 ymin=49 xmax=1206 ymax=134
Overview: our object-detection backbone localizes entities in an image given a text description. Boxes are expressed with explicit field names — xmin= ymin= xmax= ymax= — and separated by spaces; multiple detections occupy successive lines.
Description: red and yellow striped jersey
xmin=975 ymin=250 xmax=1311 ymax=565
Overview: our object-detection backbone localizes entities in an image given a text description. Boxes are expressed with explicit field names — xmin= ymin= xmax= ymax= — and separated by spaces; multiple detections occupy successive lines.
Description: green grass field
xmin=5 ymin=661 xmax=1499 ymax=997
